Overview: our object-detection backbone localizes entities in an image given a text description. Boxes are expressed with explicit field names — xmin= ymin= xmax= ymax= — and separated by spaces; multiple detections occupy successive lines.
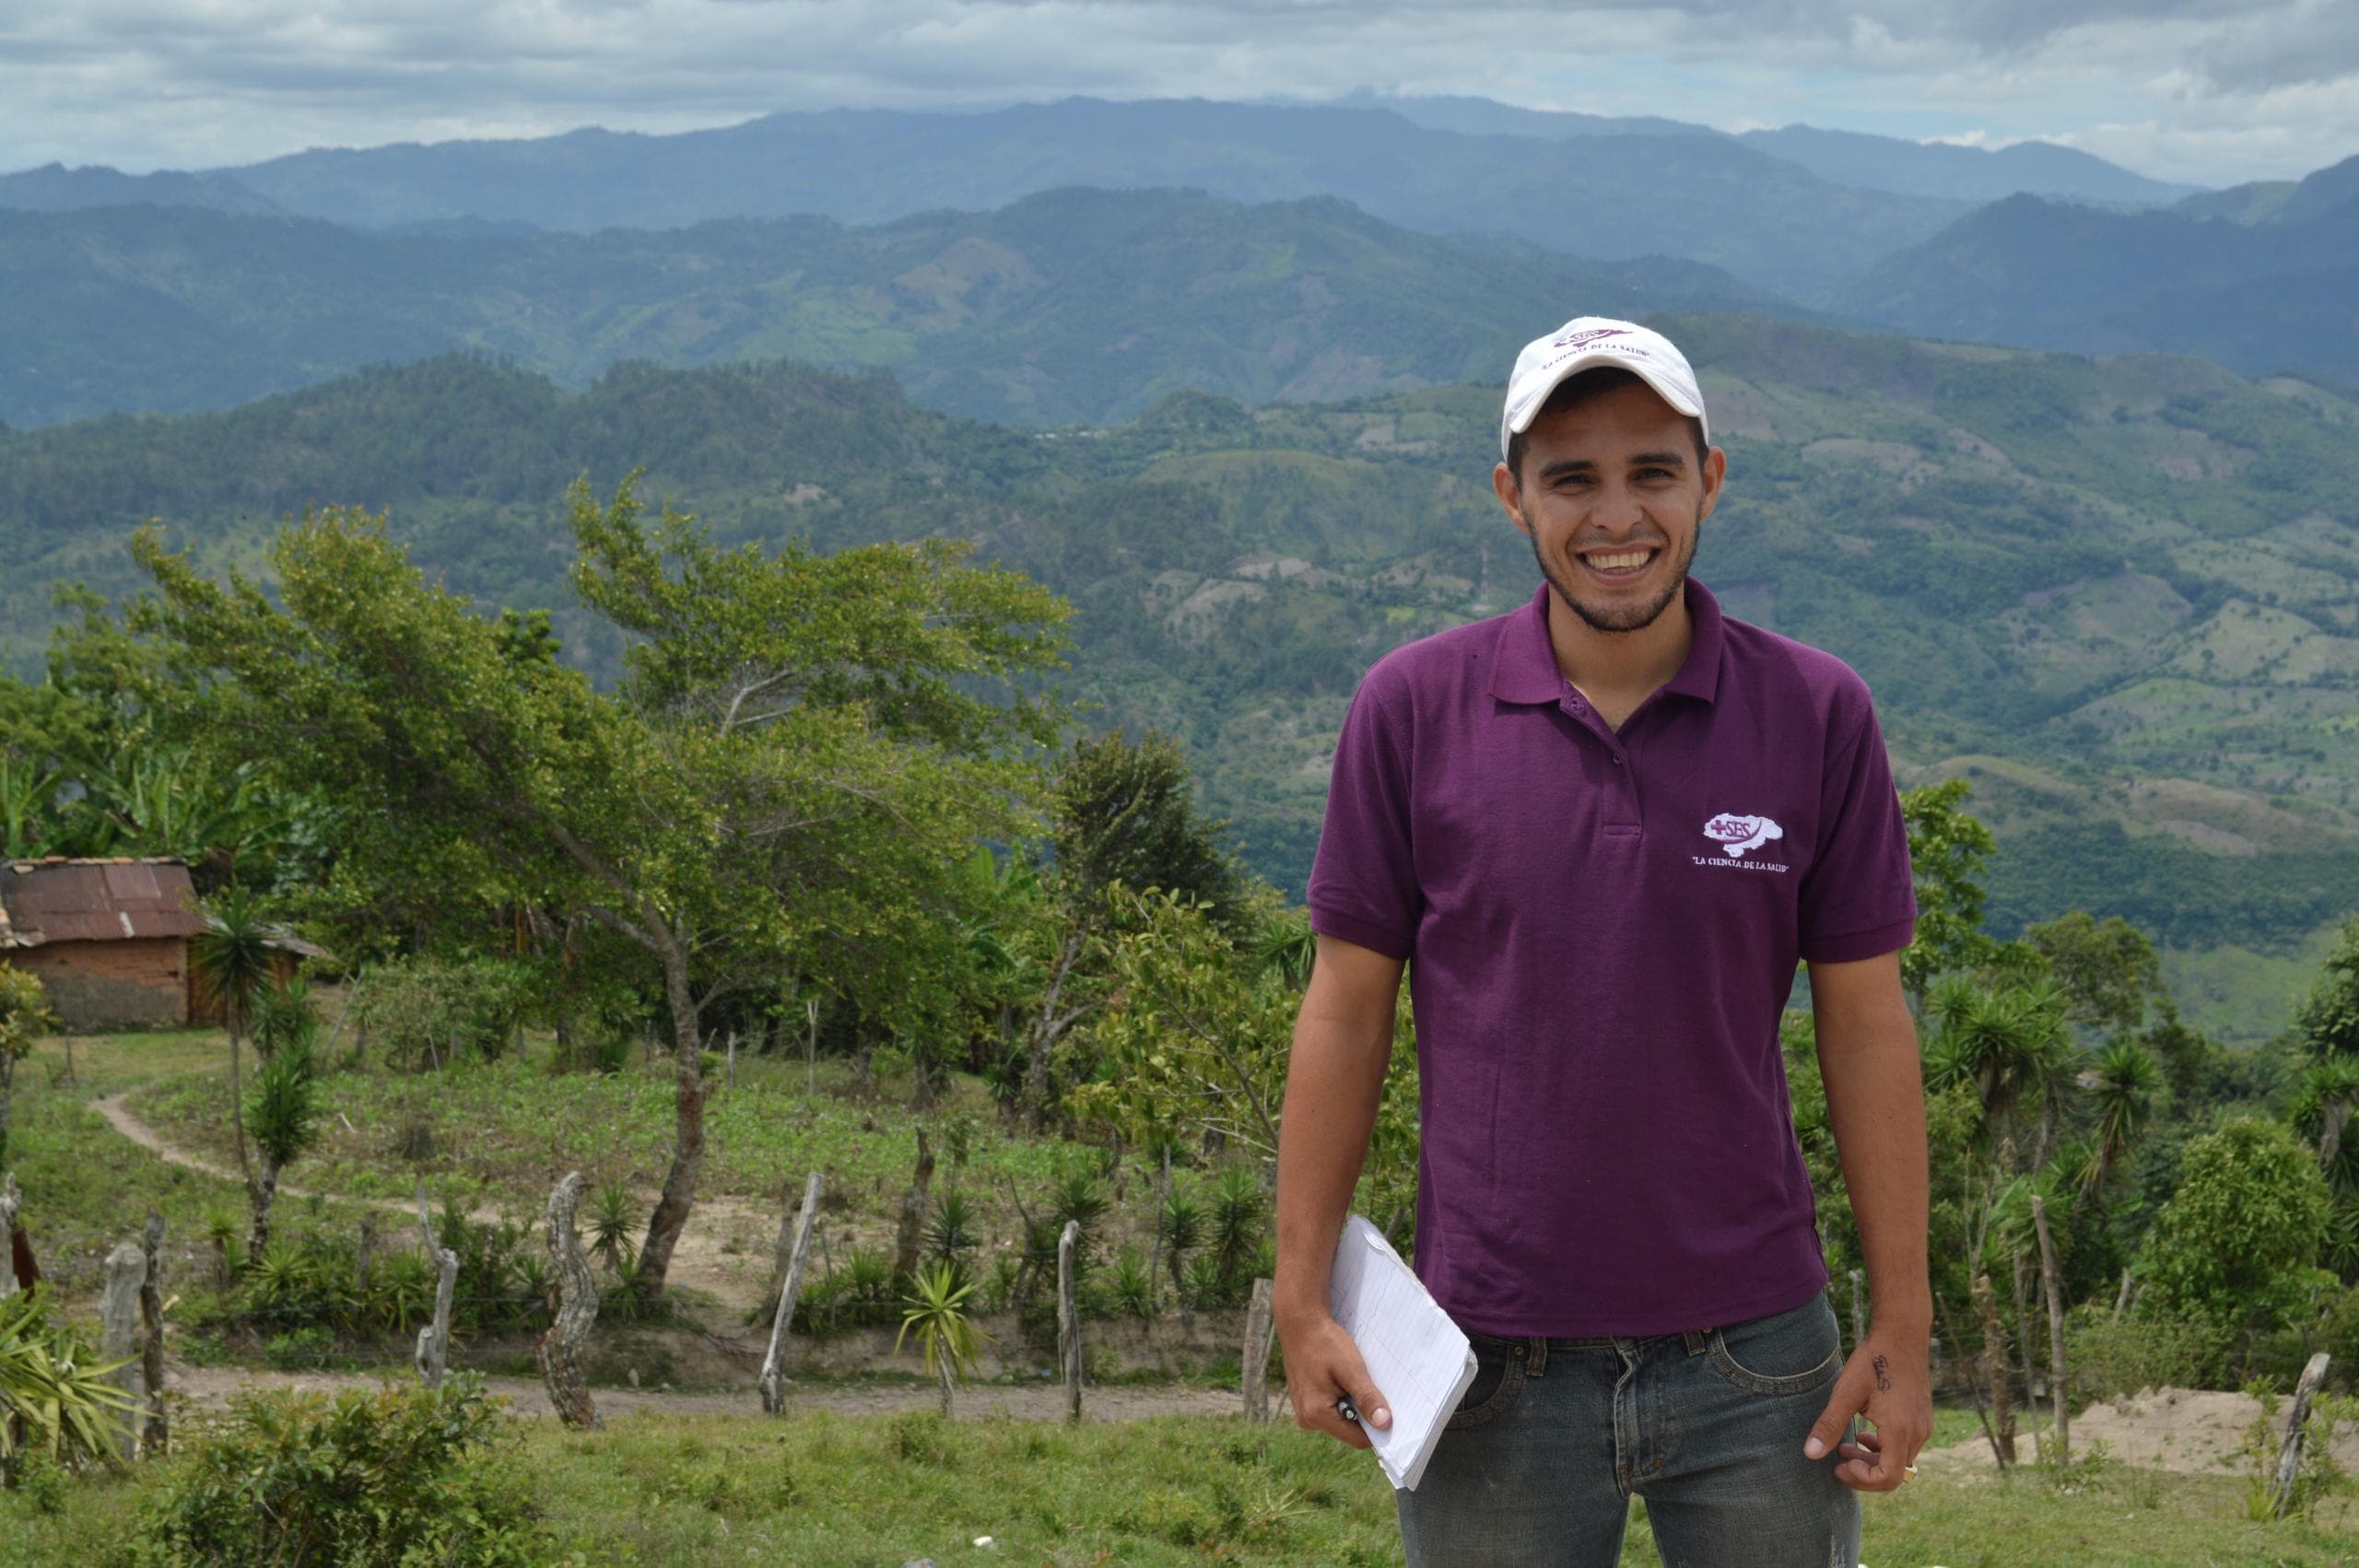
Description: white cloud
xmin=0 ymin=0 xmax=2352 ymax=184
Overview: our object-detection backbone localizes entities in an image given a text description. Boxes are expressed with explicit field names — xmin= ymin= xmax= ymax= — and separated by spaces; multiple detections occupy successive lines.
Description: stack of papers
xmin=1326 ymin=1215 xmax=1478 ymax=1491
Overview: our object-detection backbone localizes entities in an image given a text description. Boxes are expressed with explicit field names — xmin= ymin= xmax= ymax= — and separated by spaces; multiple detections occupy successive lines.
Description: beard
xmin=1529 ymin=521 xmax=1700 ymax=635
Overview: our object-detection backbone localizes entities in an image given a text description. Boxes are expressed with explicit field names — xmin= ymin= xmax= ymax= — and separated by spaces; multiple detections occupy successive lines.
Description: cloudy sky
xmin=6 ymin=0 xmax=2355 ymax=187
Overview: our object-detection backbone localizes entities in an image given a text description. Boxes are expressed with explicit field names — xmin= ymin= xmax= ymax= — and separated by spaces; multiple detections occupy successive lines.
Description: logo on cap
xmin=1554 ymin=327 xmax=1632 ymax=350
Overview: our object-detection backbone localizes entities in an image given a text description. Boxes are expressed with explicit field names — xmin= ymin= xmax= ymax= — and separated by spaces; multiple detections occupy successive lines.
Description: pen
xmin=1335 ymin=1394 xmax=1362 ymax=1426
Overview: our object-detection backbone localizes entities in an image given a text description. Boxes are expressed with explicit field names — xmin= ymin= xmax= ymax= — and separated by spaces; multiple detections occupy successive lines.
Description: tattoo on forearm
xmin=1872 ymin=1354 xmax=1892 ymax=1393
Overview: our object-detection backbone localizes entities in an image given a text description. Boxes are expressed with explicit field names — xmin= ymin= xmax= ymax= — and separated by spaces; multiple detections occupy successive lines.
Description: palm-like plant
xmin=247 ymin=1036 xmax=320 ymax=1254
xmin=0 ymin=1291 xmax=138 ymax=1479
xmin=896 ymin=1259 xmax=989 ymax=1416
xmin=2083 ymin=1039 xmax=2161 ymax=1196
xmin=2293 ymin=1057 xmax=2359 ymax=1194
xmin=1925 ymin=975 xmax=2071 ymax=1160
xmin=189 ymin=884 xmax=279 ymax=1196
xmin=1159 ymin=1191 xmax=1203 ymax=1299
xmin=1212 ymin=1165 xmax=1266 ymax=1290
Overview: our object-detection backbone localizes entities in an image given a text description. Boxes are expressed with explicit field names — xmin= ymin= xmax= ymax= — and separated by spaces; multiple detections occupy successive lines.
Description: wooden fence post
xmin=2030 ymin=1194 xmax=2069 ymax=1466
xmin=760 ymin=1172 xmax=826 ymax=1414
xmin=139 ymin=1211 xmax=168 ymax=1456
xmin=1058 ymin=1220 xmax=1083 ymax=1424
xmin=1243 ymin=1278 xmax=1276 ymax=1423
xmin=413 ymin=1184 xmax=458 ymax=1389
xmin=2271 ymin=1352 xmax=2332 ymax=1517
xmin=0 ymin=1173 xmax=20 ymax=1299
xmin=540 ymin=1172 xmax=601 ymax=1430
xmin=101 ymin=1241 xmax=145 ymax=1459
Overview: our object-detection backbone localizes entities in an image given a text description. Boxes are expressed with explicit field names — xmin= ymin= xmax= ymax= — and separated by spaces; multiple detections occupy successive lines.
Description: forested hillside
xmin=0 ymin=190 xmax=1792 ymax=428
xmin=4 ymin=317 xmax=2355 ymax=1037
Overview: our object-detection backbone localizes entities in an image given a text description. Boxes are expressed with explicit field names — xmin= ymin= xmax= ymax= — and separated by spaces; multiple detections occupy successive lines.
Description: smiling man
xmin=1273 ymin=317 xmax=1931 ymax=1565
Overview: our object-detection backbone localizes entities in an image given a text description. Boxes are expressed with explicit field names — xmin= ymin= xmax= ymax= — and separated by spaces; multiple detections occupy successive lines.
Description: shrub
xmin=2065 ymin=1307 xmax=2224 ymax=1398
xmin=141 ymin=1376 xmax=548 ymax=1565
xmin=0 ymin=1292 xmax=137 ymax=1483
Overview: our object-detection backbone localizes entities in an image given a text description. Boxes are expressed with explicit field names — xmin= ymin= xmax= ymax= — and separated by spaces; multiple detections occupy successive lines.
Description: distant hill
xmin=211 ymin=98 xmax=1966 ymax=297
xmin=5 ymin=322 xmax=2356 ymax=1039
xmin=1738 ymin=125 xmax=2201 ymax=207
xmin=0 ymin=187 xmax=1805 ymax=427
xmin=1837 ymin=169 xmax=2359 ymax=388
xmin=0 ymin=163 xmax=286 ymax=216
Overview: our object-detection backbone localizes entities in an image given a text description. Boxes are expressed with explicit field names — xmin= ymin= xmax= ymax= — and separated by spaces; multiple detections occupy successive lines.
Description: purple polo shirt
xmin=1308 ymin=579 xmax=1916 ymax=1337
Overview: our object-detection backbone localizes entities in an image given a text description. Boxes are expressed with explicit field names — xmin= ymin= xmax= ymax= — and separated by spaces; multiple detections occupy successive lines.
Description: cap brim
xmin=1505 ymin=351 xmax=1704 ymax=440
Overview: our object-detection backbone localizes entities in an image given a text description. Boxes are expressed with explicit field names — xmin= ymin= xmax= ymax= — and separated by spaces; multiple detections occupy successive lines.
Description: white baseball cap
xmin=1499 ymin=316 xmax=1708 ymax=460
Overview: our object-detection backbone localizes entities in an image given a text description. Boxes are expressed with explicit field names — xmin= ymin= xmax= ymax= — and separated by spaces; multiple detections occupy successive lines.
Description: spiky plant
xmin=897 ymin=1259 xmax=990 ymax=1417
xmin=588 ymin=1182 xmax=637 ymax=1274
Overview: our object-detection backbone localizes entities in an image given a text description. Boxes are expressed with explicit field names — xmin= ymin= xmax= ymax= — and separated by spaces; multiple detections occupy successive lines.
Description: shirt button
xmin=1612 ymin=755 xmax=1625 ymax=766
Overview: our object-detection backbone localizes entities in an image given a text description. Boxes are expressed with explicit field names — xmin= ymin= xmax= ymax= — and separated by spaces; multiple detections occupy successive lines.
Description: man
xmin=1273 ymin=316 xmax=1931 ymax=1565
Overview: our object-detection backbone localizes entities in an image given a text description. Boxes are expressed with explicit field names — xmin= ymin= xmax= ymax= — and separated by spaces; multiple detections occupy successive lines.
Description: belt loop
xmin=1523 ymin=1336 xmax=1548 ymax=1375
xmin=1683 ymin=1328 xmax=1709 ymax=1355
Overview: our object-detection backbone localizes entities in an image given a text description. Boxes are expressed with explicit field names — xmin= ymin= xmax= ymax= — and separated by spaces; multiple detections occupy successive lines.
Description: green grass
xmin=6 ymin=1403 xmax=2357 ymax=1566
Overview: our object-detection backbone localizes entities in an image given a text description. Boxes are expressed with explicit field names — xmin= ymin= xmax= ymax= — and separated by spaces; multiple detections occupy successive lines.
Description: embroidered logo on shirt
xmin=1695 ymin=813 xmax=1789 ymax=872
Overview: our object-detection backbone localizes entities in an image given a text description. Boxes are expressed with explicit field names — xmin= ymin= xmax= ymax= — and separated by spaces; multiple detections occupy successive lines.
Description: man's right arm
xmin=1273 ymin=932 xmax=1406 ymax=1448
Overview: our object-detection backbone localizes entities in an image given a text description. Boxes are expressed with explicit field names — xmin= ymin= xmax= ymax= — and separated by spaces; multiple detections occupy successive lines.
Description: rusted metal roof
xmin=0 ymin=858 xmax=210 ymax=947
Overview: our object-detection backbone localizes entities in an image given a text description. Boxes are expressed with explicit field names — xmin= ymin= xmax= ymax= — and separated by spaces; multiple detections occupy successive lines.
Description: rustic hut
xmin=0 ymin=858 xmax=212 ymax=1031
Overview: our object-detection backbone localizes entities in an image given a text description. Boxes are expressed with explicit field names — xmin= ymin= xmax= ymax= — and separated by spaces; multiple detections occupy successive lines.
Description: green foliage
xmin=248 ymin=1034 xmax=319 ymax=1174
xmin=2065 ymin=1308 xmax=2225 ymax=1399
xmin=895 ymin=1259 xmax=990 ymax=1403
xmin=0 ymin=965 xmax=54 ymax=1165
xmin=1051 ymin=730 xmax=1242 ymax=931
xmin=2296 ymin=917 xmax=2359 ymax=1062
xmin=587 ymin=1181 xmax=637 ymax=1273
xmin=2025 ymin=911 xmax=2164 ymax=1036
xmin=139 ymin=1375 xmax=549 ymax=1565
xmin=352 ymin=954 xmax=538 ymax=1071
xmin=0 ymin=1291 xmax=137 ymax=1480
xmin=1899 ymin=779 xmax=2001 ymax=998
xmin=2140 ymin=1117 xmax=2333 ymax=1337
xmin=186 ymin=884 xmax=277 ymax=1041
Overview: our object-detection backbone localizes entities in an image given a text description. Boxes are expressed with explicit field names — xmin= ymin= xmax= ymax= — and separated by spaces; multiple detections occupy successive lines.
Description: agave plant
xmin=0 ymin=1291 xmax=139 ymax=1477
xmin=1211 ymin=1165 xmax=1266 ymax=1285
xmin=1110 ymin=1246 xmax=1158 ymax=1320
xmin=587 ymin=1182 xmax=637 ymax=1274
xmin=924 ymin=1189 xmax=980 ymax=1264
xmin=1159 ymin=1191 xmax=1203 ymax=1298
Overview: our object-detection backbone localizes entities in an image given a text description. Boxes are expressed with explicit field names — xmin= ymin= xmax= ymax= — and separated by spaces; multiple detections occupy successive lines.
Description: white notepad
xmin=1326 ymin=1215 xmax=1478 ymax=1492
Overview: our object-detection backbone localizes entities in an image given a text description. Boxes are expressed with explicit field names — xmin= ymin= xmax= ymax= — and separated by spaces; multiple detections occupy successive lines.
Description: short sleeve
xmin=1797 ymin=685 xmax=1918 ymax=965
xmin=1306 ymin=673 xmax=1421 ymax=961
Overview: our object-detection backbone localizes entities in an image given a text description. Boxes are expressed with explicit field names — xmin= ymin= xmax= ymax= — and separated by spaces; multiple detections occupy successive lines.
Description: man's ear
xmin=1696 ymin=445 xmax=1728 ymax=523
xmin=1492 ymin=461 xmax=1532 ymax=538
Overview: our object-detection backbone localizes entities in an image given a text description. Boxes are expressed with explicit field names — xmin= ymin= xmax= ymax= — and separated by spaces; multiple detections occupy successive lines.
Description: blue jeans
xmin=1396 ymin=1293 xmax=1860 ymax=1567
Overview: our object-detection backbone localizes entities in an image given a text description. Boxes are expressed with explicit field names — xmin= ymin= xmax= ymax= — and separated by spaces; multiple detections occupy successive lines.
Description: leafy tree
xmin=1899 ymin=779 xmax=2001 ymax=1004
xmin=1073 ymin=886 xmax=1294 ymax=1161
xmin=135 ymin=481 xmax=1067 ymax=1301
xmin=1922 ymin=973 xmax=2073 ymax=1162
xmin=2296 ymin=915 xmax=2359 ymax=1062
xmin=2025 ymin=910 xmax=2163 ymax=1036
xmin=2140 ymin=1117 xmax=2331 ymax=1340
xmin=188 ymin=884 xmax=279 ymax=1198
xmin=1019 ymin=729 xmax=1240 ymax=1128
xmin=0 ymin=966 xmax=55 ymax=1168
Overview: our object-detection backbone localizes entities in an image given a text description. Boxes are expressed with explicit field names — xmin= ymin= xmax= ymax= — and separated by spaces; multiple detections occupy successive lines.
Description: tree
xmin=2296 ymin=915 xmax=2359 ymax=1062
xmin=2140 ymin=1117 xmax=2331 ymax=1340
xmin=135 ymin=482 xmax=1068 ymax=1302
xmin=2025 ymin=911 xmax=2163 ymax=1036
xmin=2083 ymin=1038 xmax=2160 ymax=1196
xmin=187 ymin=885 xmax=278 ymax=1198
xmin=0 ymin=967 xmax=55 ymax=1168
xmin=247 ymin=1032 xmax=320 ymax=1254
xmin=1899 ymin=779 xmax=2001 ymax=1004
xmin=1922 ymin=974 xmax=2072 ymax=1162
xmin=1019 ymin=729 xmax=1240 ymax=1128
xmin=1074 ymin=886 xmax=1295 ymax=1162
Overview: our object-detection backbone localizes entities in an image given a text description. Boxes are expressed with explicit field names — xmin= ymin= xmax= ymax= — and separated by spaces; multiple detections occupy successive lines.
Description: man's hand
xmin=1276 ymin=1308 xmax=1392 ymax=1450
xmin=1802 ymin=1329 xmax=1931 ymax=1492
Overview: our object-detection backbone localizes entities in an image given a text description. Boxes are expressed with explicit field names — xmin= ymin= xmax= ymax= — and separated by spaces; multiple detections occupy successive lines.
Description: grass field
xmin=5 ymin=1400 xmax=2357 ymax=1566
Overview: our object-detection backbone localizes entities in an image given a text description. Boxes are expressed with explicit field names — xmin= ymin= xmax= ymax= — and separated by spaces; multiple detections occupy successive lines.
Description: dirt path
xmin=90 ymin=1091 xmax=780 ymax=1316
xmin=1920 ymin=1387 xmax=2359 ymax=1478
xmin=166 ymin=1361 xmax=1250 ymax=1425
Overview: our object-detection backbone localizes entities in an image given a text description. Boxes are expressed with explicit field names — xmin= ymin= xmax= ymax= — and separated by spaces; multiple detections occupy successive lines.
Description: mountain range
xmin=4 ymin=318 xmax=2353 ymax=1040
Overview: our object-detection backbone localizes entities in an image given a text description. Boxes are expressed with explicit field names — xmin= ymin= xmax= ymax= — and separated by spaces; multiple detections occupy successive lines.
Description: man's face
xmin=1493 ymin=379 xmax=1725 ymax=635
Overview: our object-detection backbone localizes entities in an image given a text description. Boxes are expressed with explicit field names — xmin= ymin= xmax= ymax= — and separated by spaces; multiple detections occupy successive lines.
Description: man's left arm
xmin=1801 ymin=948 xmax=1931 ymax=1492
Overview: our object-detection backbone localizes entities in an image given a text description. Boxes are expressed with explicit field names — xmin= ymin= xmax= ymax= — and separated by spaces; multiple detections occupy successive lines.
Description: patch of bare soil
xmin=1922 ymin=1387 xmax=2359 ymax=1477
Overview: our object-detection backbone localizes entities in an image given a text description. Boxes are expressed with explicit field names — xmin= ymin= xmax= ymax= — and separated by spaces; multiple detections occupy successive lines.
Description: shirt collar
xmin=1487 ymin=578 xmax=1725 ymax=707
